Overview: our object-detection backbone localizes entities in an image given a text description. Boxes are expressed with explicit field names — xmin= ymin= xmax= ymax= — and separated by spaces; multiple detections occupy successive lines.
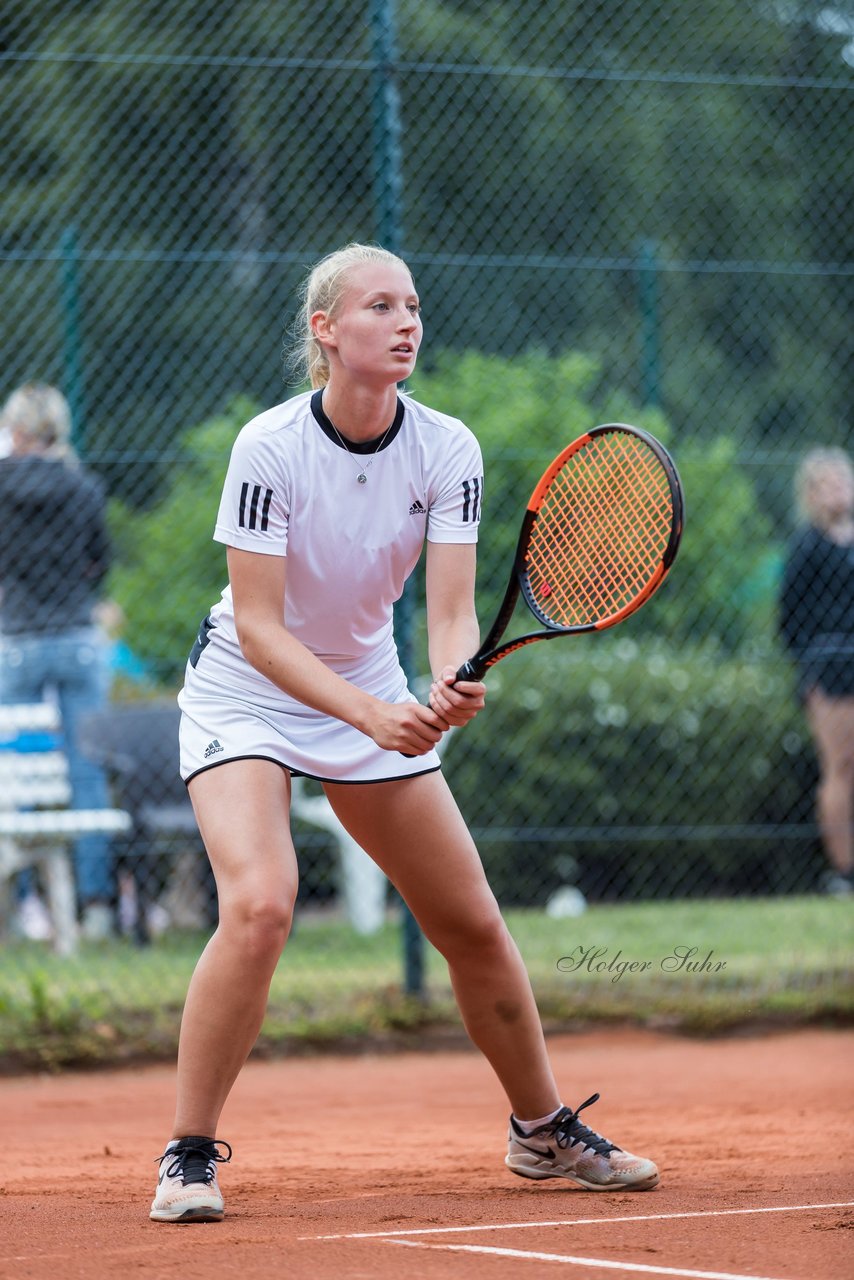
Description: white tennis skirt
xmin=178 ymin=635 xmax=442 ymax=786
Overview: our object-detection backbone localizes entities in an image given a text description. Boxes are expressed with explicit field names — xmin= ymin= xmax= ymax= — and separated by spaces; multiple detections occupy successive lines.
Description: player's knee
xmin=439 ymin=904 xmax=511 ymax=965
xmin=227 ymin=888 xmax=296 ymax=956
xmin=471 ymin=910 xmax=514 ymax=958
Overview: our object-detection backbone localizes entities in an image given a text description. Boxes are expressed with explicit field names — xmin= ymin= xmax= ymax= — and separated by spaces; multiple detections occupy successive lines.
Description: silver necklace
xmin=326 ymin=413 xmax=394 ymax=484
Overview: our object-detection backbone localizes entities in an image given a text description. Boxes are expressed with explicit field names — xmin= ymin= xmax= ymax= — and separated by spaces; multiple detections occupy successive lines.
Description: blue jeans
xmin=0 ymin=627 xmax=114 ymax=906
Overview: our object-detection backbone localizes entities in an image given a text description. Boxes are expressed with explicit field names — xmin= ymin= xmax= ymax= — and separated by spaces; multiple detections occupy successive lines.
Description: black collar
xmin=310 ymin=389 xmax=404 ymax=454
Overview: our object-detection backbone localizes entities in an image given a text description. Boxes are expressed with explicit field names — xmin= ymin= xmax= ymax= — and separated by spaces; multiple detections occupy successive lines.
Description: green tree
xmin=1 ymin=0 xmax=849 ymax=481
xmin=411 ymin=349 xmax=778 ymax=652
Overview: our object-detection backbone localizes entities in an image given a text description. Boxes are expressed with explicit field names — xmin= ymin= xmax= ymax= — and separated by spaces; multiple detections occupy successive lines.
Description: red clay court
xmin=3 ymin=1025 xmax=852 ymax=1279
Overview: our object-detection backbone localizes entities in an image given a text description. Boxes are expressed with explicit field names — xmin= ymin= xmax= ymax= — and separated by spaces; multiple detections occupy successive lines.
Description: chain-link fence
xmin=1 ymin=1 xmax=852 ymax=1058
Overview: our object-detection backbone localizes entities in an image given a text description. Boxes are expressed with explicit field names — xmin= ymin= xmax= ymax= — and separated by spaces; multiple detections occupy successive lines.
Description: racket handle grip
xmin=400 ymin=661 xmax=483 ymax=757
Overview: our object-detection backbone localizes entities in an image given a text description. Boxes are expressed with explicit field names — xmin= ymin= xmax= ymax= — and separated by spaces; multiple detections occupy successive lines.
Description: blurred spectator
xmin=780 ymin=446 xmax=854 ymax=898
xmin=0 ymin=383 xmax=116 ymax=938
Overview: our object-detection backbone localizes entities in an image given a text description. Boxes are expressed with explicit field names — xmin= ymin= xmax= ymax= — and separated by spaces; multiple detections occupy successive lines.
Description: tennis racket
xmin=454 ymin=422 xmax=683 ymax=683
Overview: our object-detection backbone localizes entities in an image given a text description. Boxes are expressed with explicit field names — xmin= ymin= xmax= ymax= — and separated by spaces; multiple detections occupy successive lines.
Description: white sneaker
xmin=506 ymin=1093 xmax=659 ymax=1190
xmin=150 ymin=1137 xmax=232 ymax=1223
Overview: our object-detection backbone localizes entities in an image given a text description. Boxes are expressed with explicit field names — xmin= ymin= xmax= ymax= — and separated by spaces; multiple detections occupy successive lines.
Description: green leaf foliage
xmin=444 ymin=640 xmax=812 ymax=905
xmin=410 ymin=348 xmax=780 ymax=650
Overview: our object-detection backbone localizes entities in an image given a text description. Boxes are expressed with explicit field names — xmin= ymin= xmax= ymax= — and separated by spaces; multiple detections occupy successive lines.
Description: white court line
xmin=304 ymin=1199 xmax=854 ymax=1241
xmin=387 ymin=1238 xmax=789 ymax=1280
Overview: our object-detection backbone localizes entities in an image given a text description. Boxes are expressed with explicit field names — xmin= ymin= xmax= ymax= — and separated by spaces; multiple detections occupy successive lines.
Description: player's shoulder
xmin=239 ymin=390 xmax=313 ymax=441
xmin=402 ymin=394 xmax=479 ymax=447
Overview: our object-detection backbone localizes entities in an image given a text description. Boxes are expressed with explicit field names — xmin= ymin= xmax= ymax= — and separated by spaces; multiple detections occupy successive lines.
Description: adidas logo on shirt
xmin=204 ymin=739 xmax=224 ymax=759
xmin=409 ymin=500 xmax=426 ymax=516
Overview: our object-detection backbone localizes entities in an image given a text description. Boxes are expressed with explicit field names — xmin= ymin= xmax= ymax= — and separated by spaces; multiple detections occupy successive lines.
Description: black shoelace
xmin=156 ymin=1136 xmax=233 ymax=1186
xmin=549 ymin=1094 xmax=620 ymax=1158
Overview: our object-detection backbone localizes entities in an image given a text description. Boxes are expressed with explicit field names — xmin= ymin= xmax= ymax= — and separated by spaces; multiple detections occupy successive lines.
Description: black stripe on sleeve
xmin=260 ymin=486 xmax=273 ymax=532
xmin=461 ymin=476 xmax=483 ymax=523
xmin=238 ymin=481 xmax=274 ymax=531
xmin=248 ymin=483 xmax=262 ymax=530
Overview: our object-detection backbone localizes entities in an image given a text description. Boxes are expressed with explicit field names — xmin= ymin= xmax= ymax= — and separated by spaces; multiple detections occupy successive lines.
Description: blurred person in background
xmin=0 ymin=382 xmax=116 ymax=939
xmin=780 ymin=446 xmax=854 ymax=898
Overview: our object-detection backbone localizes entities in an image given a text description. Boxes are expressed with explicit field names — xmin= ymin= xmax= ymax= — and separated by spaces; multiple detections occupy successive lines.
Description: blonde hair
xmin=0 ymin=382 xmax=75 ymax=461
xmin=287 ymin=243 xmax=413 ymax=389
xmin=795 ymin=446 xmax=854 ymax=526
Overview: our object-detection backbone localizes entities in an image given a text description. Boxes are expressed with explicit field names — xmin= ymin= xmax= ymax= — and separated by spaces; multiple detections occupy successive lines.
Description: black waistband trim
xmin=183 ymin=752 xmax=442 ymax=787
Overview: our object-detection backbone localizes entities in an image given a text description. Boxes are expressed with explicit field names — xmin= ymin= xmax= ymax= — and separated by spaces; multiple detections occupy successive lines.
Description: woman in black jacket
xmin=0 ymin=382 xmax=115 ymax=936
xmin=780 ymin=447 xmax=854 ymax=896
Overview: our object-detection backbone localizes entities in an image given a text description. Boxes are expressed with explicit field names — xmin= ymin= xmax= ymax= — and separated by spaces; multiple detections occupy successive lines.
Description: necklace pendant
xmin=357 ymin=472 xmax=368 ymax=485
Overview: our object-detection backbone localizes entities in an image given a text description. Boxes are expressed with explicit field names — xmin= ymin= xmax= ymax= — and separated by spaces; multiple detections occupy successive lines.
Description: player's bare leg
xmin=151 ymin=759 xmax=297 ymax=1222
xmin=324 ymin=770 xmax=561 ymax=1120
xmin=175 ymin=759 xmax=298 ymax=1136
xmin=325 ymin=770 xmax=659 ymax=1189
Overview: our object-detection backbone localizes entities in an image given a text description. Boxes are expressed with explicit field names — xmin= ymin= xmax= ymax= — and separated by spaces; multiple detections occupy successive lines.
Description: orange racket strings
xmin=526 ymin=433 xmax=674 ymax=627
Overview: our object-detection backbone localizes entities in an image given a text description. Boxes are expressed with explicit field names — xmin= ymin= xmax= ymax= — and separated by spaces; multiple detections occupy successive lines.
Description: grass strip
xmin=0 ymin=896 xmax=850 ymax=1072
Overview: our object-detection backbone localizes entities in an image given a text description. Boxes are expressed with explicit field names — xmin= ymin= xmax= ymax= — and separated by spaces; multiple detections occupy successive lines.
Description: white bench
xmin=0 ymin=703 xmax=131 ymax=955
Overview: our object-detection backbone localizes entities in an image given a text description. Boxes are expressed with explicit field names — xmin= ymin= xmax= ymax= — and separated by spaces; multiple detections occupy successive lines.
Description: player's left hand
xmin=428 ymin=666 xmax=486 ymax=727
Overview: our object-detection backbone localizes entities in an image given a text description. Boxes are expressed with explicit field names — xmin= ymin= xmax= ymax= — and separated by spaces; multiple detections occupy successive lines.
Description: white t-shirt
xmin=200 ymin=388 xmax=483 ymax=702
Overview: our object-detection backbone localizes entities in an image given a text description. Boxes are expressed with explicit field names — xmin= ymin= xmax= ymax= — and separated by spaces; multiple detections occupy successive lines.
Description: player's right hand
xmin=368 ymin=700 xmax=448 ymax=755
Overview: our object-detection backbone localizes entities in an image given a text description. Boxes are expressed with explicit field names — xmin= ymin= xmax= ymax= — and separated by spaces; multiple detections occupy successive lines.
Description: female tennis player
xmin=150 ymin=243 xmax=659 ymax=1223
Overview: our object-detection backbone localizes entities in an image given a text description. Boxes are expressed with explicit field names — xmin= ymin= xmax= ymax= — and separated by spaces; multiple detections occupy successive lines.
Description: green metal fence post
xmin=370 ymin=0 xmax=404 ymax=256
xmin=59 ymin=227 xmax=86 ymax=452
xmin=370 ymin=0 xmax=424 ymax=998
xmin=638 ymin=238 xmax=661 ymax=409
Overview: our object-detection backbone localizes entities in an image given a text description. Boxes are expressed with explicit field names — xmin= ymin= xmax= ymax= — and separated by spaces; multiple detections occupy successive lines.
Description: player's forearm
xmin=424 ymin=542 xmax=480 ymax=680
xmin=237 ymin=618 xmax=379 ymax=735
xmin=427 ymin=612 xmax=481 ymax=680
